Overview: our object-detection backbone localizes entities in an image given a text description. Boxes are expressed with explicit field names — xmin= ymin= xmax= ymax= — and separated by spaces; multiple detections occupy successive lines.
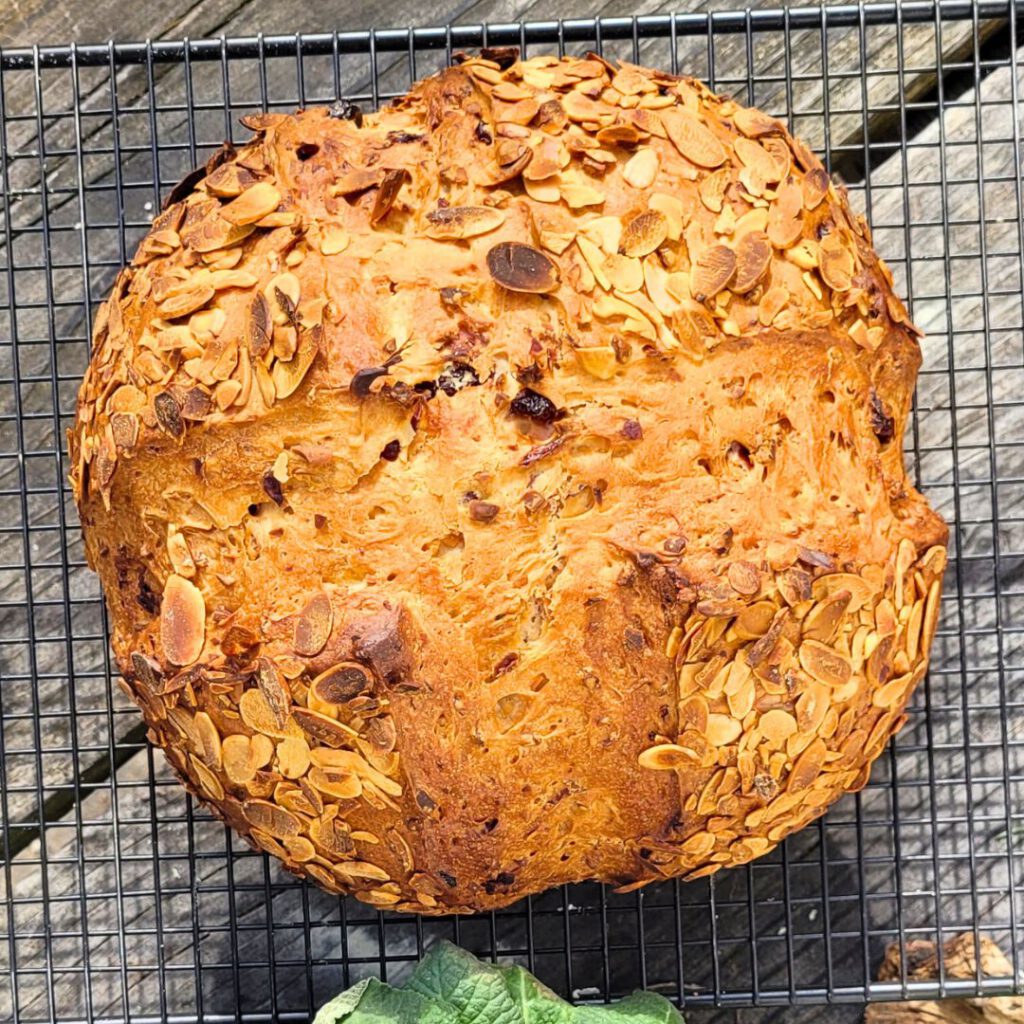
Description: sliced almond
xmin=818 ymin=232 xmax=855 ymax=291
xmin=732 ymin=106 xmax=780 ymax=138
xmin=311 ymin=662 xmax=374 ymax=705
xmin=604 ymin=254 xmax=643 ymax=292
xmin=256 ymin=656 xmax=291 ymax=729
xmin=661 ymin=107 xmax=727 ymax=167
xmin=622 ymin=148 xmax=659 ymax=189
xmin=294 ymin=591 xmax=333 ymax=656
xmin=292 ymin=707 xmax=358 ymax=749
xmin=731 ymin=231 xmax=771 ymax=293
xmin=319 ymin=225 xmax=350 ymax=255
xmin=160 ymin=574 xmax=205 ymax=666
xmin=638 ymin=743 xmax=700 ymax=770
xmin=425 ymin=206 xmax=506 ymax=239
xmin=767 ymin=181 xmax=804 ymax=248
xmin=222 ymin=182 xmax=282 ymax=225
xmin=691 ymin=244 xmax=736 ymax=300
xmin=242 ymin=799 xmax=300 ymax=838
xmin=487 ymin=242 xmax=560 ymax=294
xmin=798 ymin=639 xmax=853 ymax=688
xmin=620 ymin=210 xmax=668 ymax=258
xmin=272 ymin=324 xmax=320 ymax=400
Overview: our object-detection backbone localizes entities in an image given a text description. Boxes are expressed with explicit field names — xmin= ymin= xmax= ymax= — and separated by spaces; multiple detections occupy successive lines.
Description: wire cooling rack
xmin=1 ymin=2 xmax=1023 ymax=1021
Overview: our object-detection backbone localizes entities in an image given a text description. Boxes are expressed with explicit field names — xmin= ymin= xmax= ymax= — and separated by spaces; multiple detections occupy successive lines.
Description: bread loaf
xmin=70 ymin=51 xmax=948 ymax=914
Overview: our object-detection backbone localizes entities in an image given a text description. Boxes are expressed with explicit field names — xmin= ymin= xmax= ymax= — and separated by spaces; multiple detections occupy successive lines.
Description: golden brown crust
xmin=70 ymin=53 xmax=948 ymax=913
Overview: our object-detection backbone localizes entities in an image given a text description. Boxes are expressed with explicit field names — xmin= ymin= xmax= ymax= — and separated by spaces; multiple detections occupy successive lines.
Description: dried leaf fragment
xmin=160 ymin=574 xmax=205 ymax=666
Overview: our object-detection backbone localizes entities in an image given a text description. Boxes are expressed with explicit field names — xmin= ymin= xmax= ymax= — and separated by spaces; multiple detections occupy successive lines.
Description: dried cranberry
xmin=380 ymin=440 xmax=401 ymax=461
xmin=510 ymin=387 xmax=559 ymax=424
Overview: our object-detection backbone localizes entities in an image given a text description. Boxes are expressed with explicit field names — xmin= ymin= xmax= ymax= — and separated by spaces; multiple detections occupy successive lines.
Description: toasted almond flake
xmin=648 ymin=193 xmax=684 ymax=241
xmin=222 ymin=734 xmax=257 ymax=784
xmin=292 ymin=707 xmax=358 ymax=749
xmin=561 ymin=182 xmax=606 ymax=208
xmin=320 ymin=225 xmax=350 ymax=255
xmin=160 ymin=574 xmax=205 ymax=666
xmin=272 ymin=323 xmax=320 ymax=400
xmin=706 ymin=713 xmax=743 ymax=747
xmin=787 ymin=238 xmax=819 ymax=269
xmin=523 ymin=175 xmax=562 ymax=203
xmin=538 ymin=227 xmax=576 ymax=254
xmin=767 ymin=181 xmax=804 ymax=248
xmin=580 ymin=215 xmax=623 ymax=254
xmin=758 ymin=286 xmax=788 ymax=326
xmin=603 ymin=254 xmax=643 ymax=292
xmin=576 ymin=236 xmax=611 ymax=290
xmin=255 ymin=656 xmax=291 ymax=729
xmin=277 ymin=735 xmax=312 ymax=779
xmin=798 ymin=639 xmax=853 ymax=688
xmin=731 ymin=231 xmax=771 ymax=293
xmin=487 ymin=242 xmax=560 ymax=294
xmin=818 ymin=231 xmax=855 ymax=291
xmin=263 ymin=273 xmax=301 ymax=327
xmin=190 ymin=754 xmax=224 ymax=801
xmin=691 ymin=244 xmax=736 ymax=300
xmin=620 ymin=210 xmax=668 ymax=258
xmin=222 ymin=182 xmax=282 ymax=225
xmin=802 ymin=167 xmax=830 ymax=209
xmin=638 ymin=743 xmax=701 ymax=770
xmin=243 ymin=798 xmax=300 ymax=838
xmin=425 ymin=205 xmax=506 ymax=239
xmin=294 ymin=591 xmax=333 ymax=656
xmin=733 ymin=106 xmax=780 ymax=138
xmin=622 ymin=148 xmax=659 ymax=189
xmin=661 ymin=107 xmax=727 ymax=167
xmin=760 ymin=708 xmax=798 ymax=747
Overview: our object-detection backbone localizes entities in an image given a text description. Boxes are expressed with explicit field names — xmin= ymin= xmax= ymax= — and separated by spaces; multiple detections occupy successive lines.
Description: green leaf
xmin=407 ymin=942 xmax=522 ymax=1024
xmin=312 ymin=977 xmax=444 ymax=1024
xmin=314 ymin=940 xmax=684 ymax=1024
xmin=574 ymin=991 xmax=685 ymax=1024
xmin=502 ymin=965 xmax=574 ymax=1024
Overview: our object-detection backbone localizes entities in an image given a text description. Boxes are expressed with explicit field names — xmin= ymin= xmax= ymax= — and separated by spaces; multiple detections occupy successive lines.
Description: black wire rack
xmin=1 ymin=2 xmax=1023 ymax=1021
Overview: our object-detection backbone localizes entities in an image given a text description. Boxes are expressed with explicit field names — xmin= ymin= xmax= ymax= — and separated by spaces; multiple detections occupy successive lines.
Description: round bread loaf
xmin=71 ymin=51 xmax=948 ymax=913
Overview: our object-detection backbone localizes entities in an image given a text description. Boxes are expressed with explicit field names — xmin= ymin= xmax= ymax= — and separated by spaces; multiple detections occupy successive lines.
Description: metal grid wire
xmin=1 ymin=2 xmax=1023 ymax=1020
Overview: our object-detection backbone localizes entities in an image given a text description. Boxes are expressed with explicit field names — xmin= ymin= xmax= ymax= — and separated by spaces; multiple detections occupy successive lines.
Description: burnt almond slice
xmin=370 ymin=169 xmax=409 ymax=225
xmin=311 ymin=662 xmax=375 ymax=704
xmin=160 ymin=574 xmax=205 ymax=666
xmin=292 ymin=708 xmax=357 ymax=749
xmin=486 ymin=242 xmax=560 ymax=294
xmin=256 ymin=656 xmax=291 ymax=729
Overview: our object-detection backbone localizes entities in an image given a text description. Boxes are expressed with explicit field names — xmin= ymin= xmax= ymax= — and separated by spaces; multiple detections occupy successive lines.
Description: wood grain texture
xmin=1 ymin=2 xmax=1022 ymax=1021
